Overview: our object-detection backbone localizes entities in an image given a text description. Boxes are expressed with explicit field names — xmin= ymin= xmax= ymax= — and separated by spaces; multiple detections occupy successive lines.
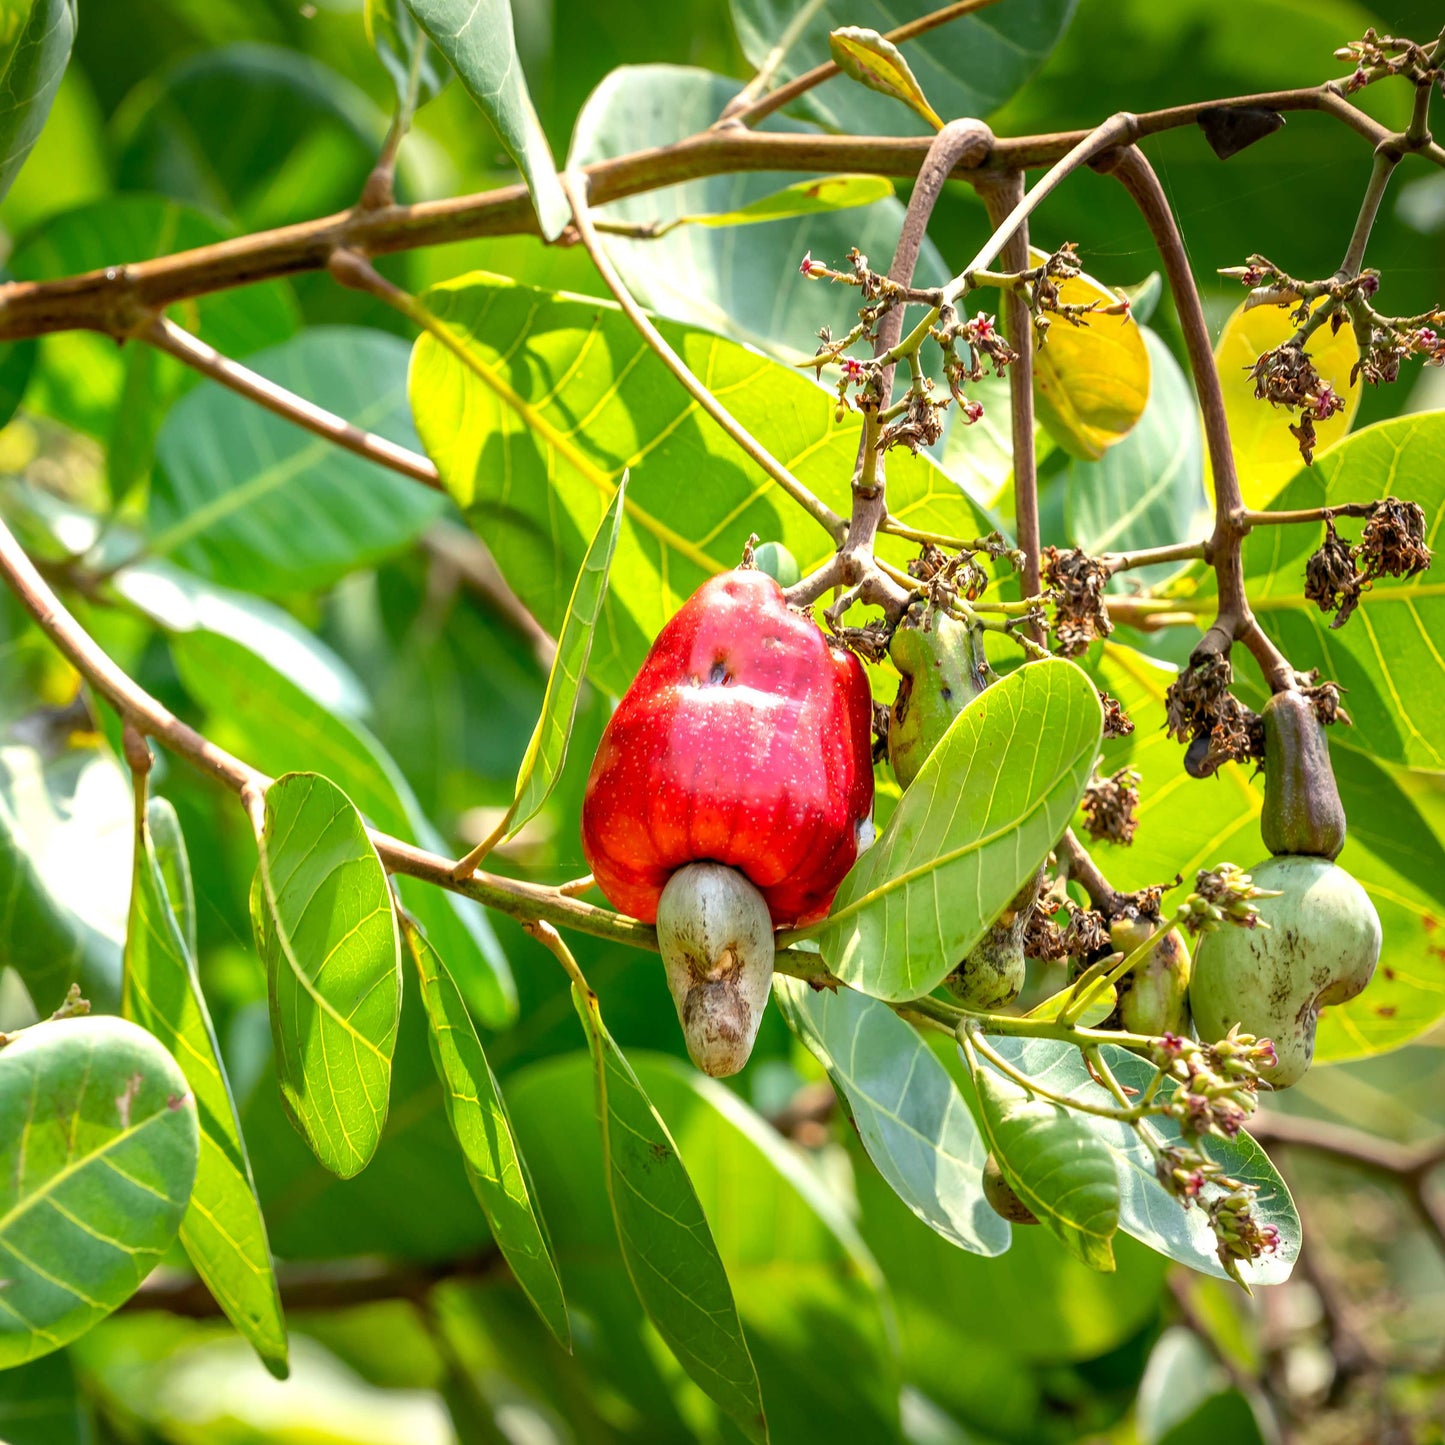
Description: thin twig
xmin=558 ymin=169 xmax=847 ymax=542
xmin=142 ymin=315 xmax=443 ymax=490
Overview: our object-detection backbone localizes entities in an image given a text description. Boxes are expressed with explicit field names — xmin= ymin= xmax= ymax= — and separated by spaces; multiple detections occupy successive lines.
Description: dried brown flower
xmin=1081 ymin=767 xmax=1141 ymax=846
xmin=1043 ymin=546 xmax=1113 ymax=658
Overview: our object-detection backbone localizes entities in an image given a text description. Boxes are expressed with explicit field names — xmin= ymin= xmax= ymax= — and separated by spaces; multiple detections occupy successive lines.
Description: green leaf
xmin=0 ymin=0 xmax=76 ymax=203
xmin=144 ymin=792 xmax=196 ymax=960
xmin=0 ymin=1015 xmax=199 ymax=1367
xmin=730 ymin=0 xmax=1076 ymax=136
xmin=1067 ymin=329 xmax=1208 ymax=581
xmin=1240 ymin=411 xmax=1445 ymax=771
xmin=404 ymin=0 xmax=568 ymax=240
xmin=123 ymin=797 xmax=289 ymax=1378
xmin=508 ymin=1050 xmax=900 ymax=1442
xmin=811 ymin=659 xmax=1101 ymax=1001
xmin=987 ymin=1037 xmax=1298 ymax=1286
xmin=250 ymin=772 xmax=402 ymax=1179
xmin=494 ymin=470 xmax=627 ymax=848
xmin=0 ymin=742 xmax=127 ymax=1015
xmin=1090 ymin=642 xmax=1445 ymax=1063
xmin=170 ymin=628 xmax=515 ymax=1028
xmin=570 ymin=986 xmax=767 ymax=1442
xmin=828 ymin=26 xmax=942 ymax=129
xmin=969 ymin=1054 xmax=1120 ymax=1272
xmin=682 ymin=174 xmax=898 ymax=230
xmin=147 ymin=327 xmax=444 ymax=598
xmin=400 ymin=916 xmax=569 ymax=1346
xmin=365 ymin=0 xmax=447 ymax=116
xmin=773 ymin=975 xmax=1008 ymax=1256
xmin=569 ymin=67 xmax=947 ymax=360
xmin=0 ymin=1349 xmax=87 ymax=1444
xmin=409 ymin=272 xmax=989 ymax=697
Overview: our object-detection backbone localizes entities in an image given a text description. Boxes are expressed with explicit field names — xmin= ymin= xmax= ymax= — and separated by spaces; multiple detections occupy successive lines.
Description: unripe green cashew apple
xmin=1112 ymin=913 xmax=1192 ymax=1037
xmin=1261 ymin=690 xmax=1345 ymax=860
xmin=944 ymin=870 xmax=1040 ymax=1009
xmin=1190 ymin=855 xmax=1381 ymax=1088
xmin=581 ymin=569 xmax=875 ymax=1076
xmin=887 ymin=609 xmax=993 ymax=791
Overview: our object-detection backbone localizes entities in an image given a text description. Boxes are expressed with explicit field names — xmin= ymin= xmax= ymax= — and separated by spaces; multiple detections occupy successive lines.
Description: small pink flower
xmin=799 ymin=252 xmax=828 ymax=279
xmin=841 ymin=357 xmax=864 ymax=382
xmin=958 ymin=398 xmax=984 ymax=424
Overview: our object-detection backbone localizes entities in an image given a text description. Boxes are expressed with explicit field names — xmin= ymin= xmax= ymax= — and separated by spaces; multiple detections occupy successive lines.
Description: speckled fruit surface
xmin=581 ymin=570 xmax=874 ymax=926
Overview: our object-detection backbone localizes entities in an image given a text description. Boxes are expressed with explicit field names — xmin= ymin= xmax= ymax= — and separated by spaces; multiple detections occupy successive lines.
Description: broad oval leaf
xmin=0 ymin=742 xmax=128 ymax=1015
xmin=811 ymin=659 xmax=1102 ymax=1000
xmin=0 ymin=1015 xmax=199 ymax=1367
xmin=401 ymin=915 xmax=569 ymax=1347
xmin=773 ymin=975 xmax=1008 ymax=1255
xmin=1067 ymin=328 xmax=1208 ymax=579
xmin=404 ymin=0 xmax=568 ymax=239
xmin=1028 ymin=246 xmax=1150 ymax=461
xmin=148 ymin=327 xmax=443 ymax=597
xmin=124 ymin=798 xmax=289 ymax=1378
xmin=0 ymin=0 xmax=76 ymax=204
xmin=409 ymin=272 xmax=988 ymax=697
xmin=970 ymin=1057 xmax=1120 ymax=1272
xmin=568 ymin=66 xmax=949 ymax=361
xmin=0 ymin=1349 xmax=86 ymax=1445
xmin=250 ymin=772 xmax=402 ymax=1179
xmin=730 ymin=0 xmax=1076 ymax=136
xmin=828 ymin=26 xmax=942 ymax=129
xmin=1211 ymin=297 xmax=1362 ymax=509
xmin=985 ymin=1037 xmax=1299 ymax=1287
xmin=501 ymin=470 xmax=627 ymax=846
xmin=171 ymin=628 xmax=514 ymax=1028
xmin=571 ymin=986 xmax=767 ymax=1442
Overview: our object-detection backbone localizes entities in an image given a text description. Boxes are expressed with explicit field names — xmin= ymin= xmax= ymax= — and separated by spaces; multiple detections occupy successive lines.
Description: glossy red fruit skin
xmin=581 ymin=570 xmax=874 ymax=927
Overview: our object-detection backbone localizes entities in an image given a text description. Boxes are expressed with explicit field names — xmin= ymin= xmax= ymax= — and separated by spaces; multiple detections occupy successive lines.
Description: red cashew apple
xmin=581 ymin=569 xmax=875 ymax=1075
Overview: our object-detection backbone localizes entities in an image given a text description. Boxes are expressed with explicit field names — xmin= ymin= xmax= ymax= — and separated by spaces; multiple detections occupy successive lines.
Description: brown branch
xmin=142 ymin=315 xmax=443 ymax=491
xmin=1104 ymin=145 xmax=1295 ymax=694
xmin=0 ymin=88 xmax=1397 ymax=344
xmin=720 ymin=0 xmax=1006 ymax=129
xmin=124 ymin=1252 xmax=506 ymax=1317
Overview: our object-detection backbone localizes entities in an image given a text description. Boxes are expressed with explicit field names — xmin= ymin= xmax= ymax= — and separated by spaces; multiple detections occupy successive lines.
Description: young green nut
xmin=887 ymin=610 xmax=994 ymax=791
xmin=1261 ymin=690 xmax=1345 ymax=860
xmin=943 ymin=871 xmax=1041 ymax=1010
xmin=656 ymin=863 xmax=774 ymax=1079
xmin=983 ymin=1152 xmax=1038 ymax=1225
xmin=1111 ymin=914 xmax=1192 ymax=1037
xmin=1190 ymin=855 xmax=1380 ymax=1089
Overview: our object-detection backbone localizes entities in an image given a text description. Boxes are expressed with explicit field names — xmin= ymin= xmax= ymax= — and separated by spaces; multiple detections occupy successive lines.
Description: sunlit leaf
xmin=0 ymin=0 xmax=76 ymax=203
xmin=969 ymin=1054 xmax=1119 ymax=1271
xmin=828 ymin=27 xmax=941 ymax=129
xmin=811 ymin=659 xmax=1101 ymax=1000
xmin=250 ymin=772 xmax=401 ymax=1179
xmin=1028 ymin=246 xmax=1150 ymax=461
xmin=404 ymin=0 xmax=568 ymax=239
xmin=571 ymin=985 xmax=767 ymax=1442
xmin=986 ymin=1037 xmax=1298 ymax=1285
xmin=1210 ymin=297 xmax=1361 ymax=509
xmin=774 ymin=975 xmax=1008 ymax=1255
xmin=676 ymin=174 xmax=898 ymax=230
xmin=124 ymin=797 xmax=288 ymax=1377
xmin=409 ymin=272 xmax=990 ymax=697
xmin=730 ymin=0 xmax=1076 ymax=136
xmin=401 ymin=916 xmax=569 ymax=1347
xmin=0 ymin=1015 xmax=198 ymax=1367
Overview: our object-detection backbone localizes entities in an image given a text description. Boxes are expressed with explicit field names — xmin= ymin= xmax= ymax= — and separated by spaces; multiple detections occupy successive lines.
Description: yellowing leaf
xmin=1210 ymin=298 xmax=1361 ymax=509
xmin=1028 ymin=247 xmax=1150 ymax=461
xmin=828 ymin=27 xmax=942 ymax=131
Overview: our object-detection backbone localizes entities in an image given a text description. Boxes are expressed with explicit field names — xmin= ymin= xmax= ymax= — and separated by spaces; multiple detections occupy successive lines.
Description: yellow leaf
xmin=1209 ymin=298 xmax=1361 ymax=509
xmin=828 ymin=27 xmax=943 ymax=131
xmin=1028 ymin=247 xmax=1151 ymax=461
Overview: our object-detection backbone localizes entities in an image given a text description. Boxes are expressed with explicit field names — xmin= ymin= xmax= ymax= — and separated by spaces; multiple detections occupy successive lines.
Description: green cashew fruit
xmin=752 ymin=540 xmax=800 ymax=587
xmin=1190 ymin=855 xmax=1380 ymax=1088
xmin=1112 ymin=913 xmax=1192 ymax=1037
xmin=983 ymin=1152 xmax=1038 ymax=1225
xmin=888 ymin=610 xmax=993 ymax=791
xmin=943 ymin=870 xmax=1041 ymax=1010
xmin=1261 ymin=690 xmax=1345 ymax=860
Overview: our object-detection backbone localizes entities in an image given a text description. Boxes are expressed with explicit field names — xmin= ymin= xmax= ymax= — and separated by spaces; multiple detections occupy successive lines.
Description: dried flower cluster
xmin=1081 ymin=766 xmax=1141 ymax=846
xmin=1164 ymin=653 xmax=1264 ymax=775
xmin=1023 ymin=899 xmax=1111 ymax=963
xmin=1043 ymin=546 xmax=1113 ymax=657
xmin=1304 ymin=497 xmax=1432 ymax=626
